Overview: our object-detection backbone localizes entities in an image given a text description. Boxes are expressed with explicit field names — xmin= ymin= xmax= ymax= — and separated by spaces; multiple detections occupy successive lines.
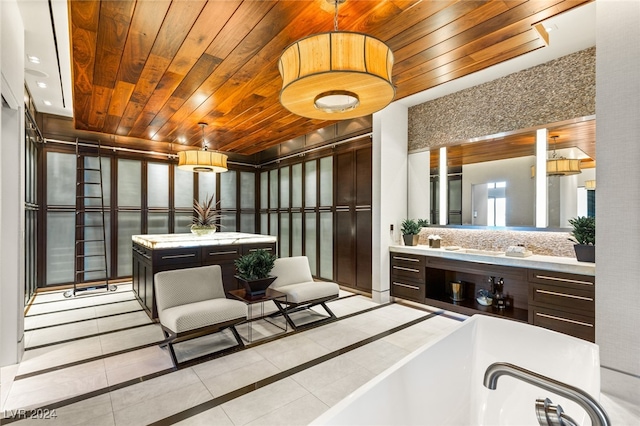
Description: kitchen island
xmin=132 ymin=232 xmax=277 ymax=319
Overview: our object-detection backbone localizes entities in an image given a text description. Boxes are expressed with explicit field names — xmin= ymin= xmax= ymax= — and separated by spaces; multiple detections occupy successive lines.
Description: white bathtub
xmin=312 ymin=315 xmax=602 ymax=425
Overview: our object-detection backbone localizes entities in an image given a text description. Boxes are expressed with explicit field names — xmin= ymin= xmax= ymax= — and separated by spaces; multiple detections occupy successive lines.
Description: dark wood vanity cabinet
xmin=389 ymin=250 xmax=596 ymax=342
xmin=528 ymin=269 xmax=595 ymax=342
xmin=133 ymin=240 xmax=276 ymax=319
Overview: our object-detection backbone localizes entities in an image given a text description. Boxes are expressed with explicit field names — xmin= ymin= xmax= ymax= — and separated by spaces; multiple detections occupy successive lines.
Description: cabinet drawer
xmin=390 ymin=253 xmax=426 ymax=283
xmin=132 ymin=243 xmax=151 ymax=260
xmin=202 ymin=245 xmax=241 ymax=263
xmin=528 ymin=269 xmax=594 ymax=290
xmin=390 ymin=279 xmax=424 ymax=303
xmin=529 ymin=282 xmax=594 ymax=314
xmin=242 ymin=243 xmax=276 ymax=255
xmin=529 ymin=305 xmax=595 ymax=342
xmin=153 ymin=247 xmax=201 ymax=265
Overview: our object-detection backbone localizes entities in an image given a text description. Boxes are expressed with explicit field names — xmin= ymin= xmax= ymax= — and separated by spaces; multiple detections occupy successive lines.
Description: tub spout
xmin=483 ymin=362 xmax=610 ymax=426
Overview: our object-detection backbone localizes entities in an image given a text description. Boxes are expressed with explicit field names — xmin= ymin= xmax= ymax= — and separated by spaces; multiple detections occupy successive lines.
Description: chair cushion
xmin=270 ymin=256 xmax=314 ymax=289
xmin=159 ymin=298 xmax=247 ymax=334
xmin=155 ymin=265 xmax=226 ymax=313
xmin=275 ymin=281 xmax=339 ymax=304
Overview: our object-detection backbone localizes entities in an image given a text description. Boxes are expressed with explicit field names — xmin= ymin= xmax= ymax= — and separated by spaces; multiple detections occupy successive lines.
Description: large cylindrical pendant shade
xmin=546 ymin=158 xmax=581 ymax=176
xmin=279 ymin=31 xmax=394 ymax=120
xmin=178 ymin=150 xmax=228 ymax=173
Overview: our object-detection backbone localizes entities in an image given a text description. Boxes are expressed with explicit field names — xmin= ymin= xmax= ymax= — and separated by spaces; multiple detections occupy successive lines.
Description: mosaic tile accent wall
xmin=408 ymin=47 xmax=596 ymax=151
xmin=418 ymin=228 xmax=576 ymax=258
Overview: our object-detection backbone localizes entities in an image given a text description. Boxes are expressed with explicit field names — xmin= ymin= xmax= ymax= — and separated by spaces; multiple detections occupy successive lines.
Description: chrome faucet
xmin=483 ymin=362 xmax=611 ymax=426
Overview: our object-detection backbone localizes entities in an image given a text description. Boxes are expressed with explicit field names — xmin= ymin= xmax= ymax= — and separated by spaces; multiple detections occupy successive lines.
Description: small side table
xmin=227 ymin=289 xmax=288 ymax=343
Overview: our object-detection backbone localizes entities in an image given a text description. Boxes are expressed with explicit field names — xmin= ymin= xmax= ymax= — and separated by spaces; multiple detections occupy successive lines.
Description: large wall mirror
xmin=423 ymin=116 xmax=595 ymax=229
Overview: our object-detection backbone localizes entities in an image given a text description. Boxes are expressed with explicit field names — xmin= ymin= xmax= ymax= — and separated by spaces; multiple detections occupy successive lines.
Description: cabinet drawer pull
xmin=393 ymin=282 xmax=420 ymax=290
xmin=536 ymin=312 xmax=593 ymax=328
xmin=392 ymin=266 xmax=420 ymax=273
xmin=161 ymin=253 xmax=196 ymax=260
xmin=249 ymin=247 xmax=272 ymax=252
xmin=208 ymin=250 xmax=238 ymax=256
xmin=392 ymin=256 xmax=420 ymax=263
xmin=535 ymin=274 xmax=593 ymax=286
xmin=536 ymin=289 xmax=593 ymax=302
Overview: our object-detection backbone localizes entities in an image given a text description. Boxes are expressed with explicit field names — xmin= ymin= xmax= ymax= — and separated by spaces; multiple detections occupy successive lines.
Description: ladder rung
xmin=80 ymin=168 xmax=101 ymax=171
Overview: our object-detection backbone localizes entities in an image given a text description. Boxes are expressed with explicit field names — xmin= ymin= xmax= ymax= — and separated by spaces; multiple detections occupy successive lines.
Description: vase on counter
xmin=190 ymin=225 xmax=217 ymax=236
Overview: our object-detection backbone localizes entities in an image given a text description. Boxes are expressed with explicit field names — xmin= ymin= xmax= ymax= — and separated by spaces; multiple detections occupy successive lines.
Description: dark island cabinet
xmin=132 ymin=235 xmax=276 ymax=319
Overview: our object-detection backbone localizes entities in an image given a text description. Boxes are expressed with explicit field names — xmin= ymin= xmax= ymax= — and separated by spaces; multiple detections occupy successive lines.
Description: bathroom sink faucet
xmin=483 ymin=362 xmax=610 ymax=426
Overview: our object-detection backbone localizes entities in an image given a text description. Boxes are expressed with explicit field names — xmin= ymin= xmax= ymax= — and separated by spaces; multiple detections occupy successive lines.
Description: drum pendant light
xmin=278 ymin=0 xmax=395 ymax=120
xmin=546 ymin=135 xmax=581 ymax=176
xmin=177 ymin=123 xmax=228 ymax=173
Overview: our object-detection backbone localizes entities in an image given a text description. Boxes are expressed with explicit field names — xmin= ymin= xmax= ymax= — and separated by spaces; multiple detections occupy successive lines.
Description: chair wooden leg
xmin=320 ymin=302 xmax=336 ymax=319
xmin=229 ymin=325 xmax=244 ymax=348
xmin=273 ymin=300 xmax=299 ymax=330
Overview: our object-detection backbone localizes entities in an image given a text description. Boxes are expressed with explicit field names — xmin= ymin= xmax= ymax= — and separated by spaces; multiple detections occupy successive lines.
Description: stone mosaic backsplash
xmin=418 ymin=228 xmax=576 ymax=258
xmin=408 ymin=47 xmax=595 ymax=152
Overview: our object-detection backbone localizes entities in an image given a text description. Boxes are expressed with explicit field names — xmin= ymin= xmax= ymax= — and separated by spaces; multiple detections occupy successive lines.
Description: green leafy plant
xmin=568 ymin=216 xmax=595 ymax=245
xmin=234 ymin=249 xmax=277 ymax=280
xmin=192 ymin=194 xmax=221 ymax=227
xmin=401 ymin=219 xmax=421 ymax=235
xmin=417 ymin=218 xmax=430 ymax=228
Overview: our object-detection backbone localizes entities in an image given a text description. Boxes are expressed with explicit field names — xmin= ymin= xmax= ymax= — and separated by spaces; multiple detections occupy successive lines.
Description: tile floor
xmin=1 ymin=283 xmax=638 ymax=425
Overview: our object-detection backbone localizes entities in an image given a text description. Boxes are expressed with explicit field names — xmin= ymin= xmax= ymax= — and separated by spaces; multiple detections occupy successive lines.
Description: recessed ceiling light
xmin=27 ymin=55 xmax=40 ymax=64
xmin=36 ymin=81 xmax=47 ymax=88
xmin=43 ymin=100 xmax=52 ymax=106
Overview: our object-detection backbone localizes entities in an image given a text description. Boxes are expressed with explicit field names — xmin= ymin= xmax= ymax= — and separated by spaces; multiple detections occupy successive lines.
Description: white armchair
xmin=268 ymin=256 xmax=339 ymax=329
xmin=154 ymin=265 xmax=247 ymax=366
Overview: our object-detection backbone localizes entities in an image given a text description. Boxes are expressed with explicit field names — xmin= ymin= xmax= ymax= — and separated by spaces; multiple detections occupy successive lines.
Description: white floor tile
xmin=3 ymin=360 xmax=108 ymax=411
xmin=17 ymin=336 xmax=103 ymax=376
xmin=192 ymin=348 xmax=266 ymax=382
xmin=5 ymin=394 xmax=115 ymax=426
xmin=311 ymin=366 xmax=375 ymax=407
xmin=175 ymin=406 xmax=234 ymax=426
xmin=112 ymin=381 xmax=212 ymax=426
xmin=96 ymin=310 xmax=152 ymax=333
xmin=98 ymin=324 xmax=164 ymax=354
xmin=221 ymin=378 xmax=309 ymax=426
xmin=199 ymin=358 xmax=281 ymax=398
xmin=245 ymin=393 xmax=329 ymax=426
xmin=104 ymin=346 xmax=173 ymax=386
xmin=25 ymin=320 xmax=100 ymax=348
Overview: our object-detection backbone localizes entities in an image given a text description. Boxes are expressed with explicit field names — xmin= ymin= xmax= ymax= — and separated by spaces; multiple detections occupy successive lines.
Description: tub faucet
xmin=483 ymin=362 xmax=610 ymax=426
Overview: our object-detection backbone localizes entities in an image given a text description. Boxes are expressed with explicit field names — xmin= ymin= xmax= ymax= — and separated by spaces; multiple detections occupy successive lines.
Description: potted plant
xmin=417 ymin=218 xmax=430 ymax=228
xmin=191 ymin=194 xmax=221 ymax=235
xmin=401 ymin=219 xmax=421 ymax=246
xmin=234 ymin=249 xmax=277 ymax=296
xmin=568 ymin=216 xmax=595 ymax=263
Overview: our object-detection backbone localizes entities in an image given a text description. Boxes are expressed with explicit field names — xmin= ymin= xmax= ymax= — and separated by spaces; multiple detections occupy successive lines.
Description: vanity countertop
xmin=132 ymin=232 xmax=277 ymax=250
xmin=390 ymin=244 xmax=595 ymax=276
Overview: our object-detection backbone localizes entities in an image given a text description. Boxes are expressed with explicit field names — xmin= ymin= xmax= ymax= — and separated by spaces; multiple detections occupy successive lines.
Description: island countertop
xmin=132 ymin=232 xmax=277 ymax=250
xmin=390 ymin=244 xmax=595 ymax=276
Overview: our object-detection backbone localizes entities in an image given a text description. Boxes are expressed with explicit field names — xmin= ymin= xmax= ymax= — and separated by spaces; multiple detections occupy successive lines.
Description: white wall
xmin=407 ymin=150 xmax=430 ymax=221
xmin=0 ymin=0 xmax=26 ymax=367
xmin=596 ymin=0 xmax=640 ymax=403
xmin=372 ymin=103 xmax=408 ymax=304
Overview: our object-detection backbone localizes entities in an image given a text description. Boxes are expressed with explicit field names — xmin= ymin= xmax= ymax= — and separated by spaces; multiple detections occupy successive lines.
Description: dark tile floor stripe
xmin=24 ymin=309 xmax=145 ymax=332
xmin=4 ymin=300 xmax=435 ymax=421
xmin=25 ymin=298 xmax=138 ymax=317
xmin=24 ymin=322 xmax=157 ymax=351
xmin=13 ymin=340 xmax=165 ymax=381
xmin=394 ymin=300 xmax=467 ymax=322
xmin=0 ymin=369 xmax=175 ymax=425
xmin=28 ymin=289 xmax=134 ymax=306
xmin=150 ymin=311 xmax=441 ymax=426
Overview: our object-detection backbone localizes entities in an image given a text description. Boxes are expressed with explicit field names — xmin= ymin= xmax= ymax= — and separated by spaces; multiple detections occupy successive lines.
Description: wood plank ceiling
xmin=69 ymin=0 xmax=591 ymax=157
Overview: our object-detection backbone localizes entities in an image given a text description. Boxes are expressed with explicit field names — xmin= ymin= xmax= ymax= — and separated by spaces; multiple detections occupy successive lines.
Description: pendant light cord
xmin=334 ymin=0 xmax=339 ymax=31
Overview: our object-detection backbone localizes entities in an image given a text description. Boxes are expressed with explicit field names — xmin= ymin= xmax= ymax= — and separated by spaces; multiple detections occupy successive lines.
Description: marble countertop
xmin=132 ymin=232 xmax=277 ymax=249
xmin=390 ymin=244 xmax=595 ymax=276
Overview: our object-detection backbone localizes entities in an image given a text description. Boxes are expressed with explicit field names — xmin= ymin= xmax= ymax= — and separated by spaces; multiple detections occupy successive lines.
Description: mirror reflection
xmin=428 ymin=117 xmax=596 ymax=228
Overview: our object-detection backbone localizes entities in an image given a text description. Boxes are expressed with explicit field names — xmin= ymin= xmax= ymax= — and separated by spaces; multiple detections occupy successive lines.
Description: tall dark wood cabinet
xmin=334 ymin=145 xmax=372 ymax=292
